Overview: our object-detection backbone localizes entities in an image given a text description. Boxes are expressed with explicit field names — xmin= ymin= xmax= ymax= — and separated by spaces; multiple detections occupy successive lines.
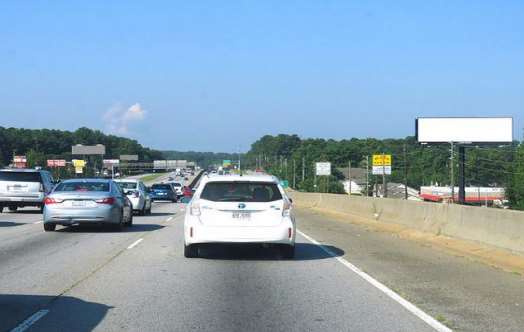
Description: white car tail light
xmin=282 ymin=200 xmax=292 ymax=217
xmin=39 ymin=184 xmax=44 ymax=192
xmin=190 ymin=200 xmax=201 ymax=216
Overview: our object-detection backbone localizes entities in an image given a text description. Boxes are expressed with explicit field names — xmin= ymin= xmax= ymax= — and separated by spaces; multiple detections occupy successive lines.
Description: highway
xmin=1 ymin=173 xmax=523 ymax=331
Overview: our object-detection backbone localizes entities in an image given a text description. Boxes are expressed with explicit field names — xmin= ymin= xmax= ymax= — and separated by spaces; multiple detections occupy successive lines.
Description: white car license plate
xmin=232 ymin=212 xmax=251 ymax=220
xmin=72 ymin=201 xmax=86 ymax=207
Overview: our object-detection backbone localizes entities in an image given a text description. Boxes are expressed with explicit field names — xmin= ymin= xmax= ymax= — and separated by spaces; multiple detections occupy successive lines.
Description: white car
xmin=114 ymin=179 xmax=152 ymax=215
xmin=169 ymin=182 xmax=183 ymax=197
xmin=184 ymin=174 xmax=295 ymax=258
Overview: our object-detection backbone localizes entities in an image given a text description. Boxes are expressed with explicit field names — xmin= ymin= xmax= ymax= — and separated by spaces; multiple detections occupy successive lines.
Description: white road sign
xmin=372 ymin=166 xmax=391 ymax=175
xmin=315 ymin=162 xmax=331 ymax=176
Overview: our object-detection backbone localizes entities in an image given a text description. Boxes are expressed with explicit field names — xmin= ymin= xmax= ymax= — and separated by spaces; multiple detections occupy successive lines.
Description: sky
xmin=1 ymin=1 xmax=523 ymax=152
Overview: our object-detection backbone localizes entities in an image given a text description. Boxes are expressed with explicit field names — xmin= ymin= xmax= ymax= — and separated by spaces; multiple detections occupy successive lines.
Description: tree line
xmin=0 ymin=127 xmax=163 ymax=175
xmin=244 ymin=134 xmax=524 ymax=209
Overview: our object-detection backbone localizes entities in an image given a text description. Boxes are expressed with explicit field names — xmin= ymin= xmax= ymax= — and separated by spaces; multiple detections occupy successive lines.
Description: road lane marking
xmin=33 ymin=220 xmax=43 ymax=224
xmin=10 ymin=309 xmax=49 ymax=332
xmin=127 ymin=238 xmax=143 ymax=249
xmin=297 ymin=229 xmax=452 ymax=332
xmin=166 ymin=217 xmax=173 ymax=221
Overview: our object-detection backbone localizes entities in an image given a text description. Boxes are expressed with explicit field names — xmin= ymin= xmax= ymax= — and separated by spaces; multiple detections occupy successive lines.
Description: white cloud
xmin=104 ymin=103 xmax=146 ymax=135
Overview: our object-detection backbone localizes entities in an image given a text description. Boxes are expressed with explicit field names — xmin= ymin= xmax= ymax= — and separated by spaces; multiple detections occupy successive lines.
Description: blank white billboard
xmin=416 ymin=117 xmax=513 ymax=143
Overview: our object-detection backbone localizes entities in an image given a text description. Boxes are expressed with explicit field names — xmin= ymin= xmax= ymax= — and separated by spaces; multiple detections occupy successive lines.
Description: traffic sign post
xmin=315 ymin=162 xmax=331 ymax=193
xmin=315 ymin=162 xmax=331 ymax=176
xmin=72 ymin=159 xmax=86 ymax=175
xmin=372 ymin=154 xmax=392 ymax=197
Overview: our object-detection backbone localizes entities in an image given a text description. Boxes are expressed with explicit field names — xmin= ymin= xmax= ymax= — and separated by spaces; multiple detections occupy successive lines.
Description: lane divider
xmin=297 ymin=229 xmax=452 ymax=332
xmin=33 ymin=221 xmax=43 ymax=224
xmin=10 ymin=309 xmax=49 ymax=332
xmin=127 ymin=238 xmax=143 ymax=250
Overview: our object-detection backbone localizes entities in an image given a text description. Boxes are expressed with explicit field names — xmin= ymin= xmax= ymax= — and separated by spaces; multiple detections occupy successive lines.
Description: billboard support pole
xmin=450 ymin=142 xmax=455 ymax=202
xmin=404 ymin=143 xmax=408 ymax=200
xmin=458 ymin=146 xmax=466 ymax=204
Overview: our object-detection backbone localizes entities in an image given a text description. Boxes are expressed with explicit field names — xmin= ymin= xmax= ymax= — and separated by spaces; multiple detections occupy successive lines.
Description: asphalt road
xmin=0 ymin=170 xmax=456 ymax=331
xmin=7 ymin=173 xmax=518 ymax=331
xmin=1 ymin=202 xmax=444 ymax=332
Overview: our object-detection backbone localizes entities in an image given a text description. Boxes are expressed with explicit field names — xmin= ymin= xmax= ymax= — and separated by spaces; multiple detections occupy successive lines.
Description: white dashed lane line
xmin=10 ymin=309 xmax=49 ymax=332
xmin=127 ymin=238 xmax=144 ymax=250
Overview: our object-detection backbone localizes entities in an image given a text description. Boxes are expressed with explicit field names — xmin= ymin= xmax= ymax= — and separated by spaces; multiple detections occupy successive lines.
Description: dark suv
xmin=0 ymin=169 xmax=55 ymax=212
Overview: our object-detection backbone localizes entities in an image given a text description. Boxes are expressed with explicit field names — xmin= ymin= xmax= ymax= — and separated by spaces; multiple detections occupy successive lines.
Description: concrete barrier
xmin=289 ymin=192 xmax=524 ymax=254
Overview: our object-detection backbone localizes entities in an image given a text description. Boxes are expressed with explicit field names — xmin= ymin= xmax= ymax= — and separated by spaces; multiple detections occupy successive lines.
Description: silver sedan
xmin=43 ymin=179 xmax=133 ymax=231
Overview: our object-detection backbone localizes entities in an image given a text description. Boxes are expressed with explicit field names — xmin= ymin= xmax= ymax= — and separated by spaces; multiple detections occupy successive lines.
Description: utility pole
xmin=293 ymin=159 xmax=296 ymax=189
xmin=382 ymin=152 xmax=387 ymax=198
xmin=302 ymin=157 xmax=305 ymax=182
xmin=284 ymin=158 xmax=288 ymax=181
xmin=314 ymin=162 xmax=317 ymax=192
xmin=366 ymin=155 xmax=369 ymax=197
xmin=404 ymin=144 xmax=408 ymax=200
xmin=348 ymin=160 xmax=352 ymax=196
xmin=450 ymin=142 xmax=455 ymax=203
xmin=238 ymin=148 xmax=241 ymax=174
xmin=458 ymin=146 xmax=466 ymax=204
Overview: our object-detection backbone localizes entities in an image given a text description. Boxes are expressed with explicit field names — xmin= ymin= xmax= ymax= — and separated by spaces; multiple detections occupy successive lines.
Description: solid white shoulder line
xmin=10 ymin=309 xmax=49 ymax=332
xmin=297 ymin=229 xmax=452 ymax=332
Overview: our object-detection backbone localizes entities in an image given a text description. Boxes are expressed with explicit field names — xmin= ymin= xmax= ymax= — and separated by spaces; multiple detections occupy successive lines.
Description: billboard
xmin=416 ymin=117 xmax=513 ymax=143
xmin=153 ymin=160 xmax=167 ymax=169
xmin=315 ymin=162 xmax=331 ymax=176
xmin=47 ymin=159 xmax=66 ymax=167
xmin=72 ymin=144 xmax=106 ymax=155
xmin=120 ymin=155 xmax=139 ymax=161
xmin=103 ymin=159 xmax=120 ymax=166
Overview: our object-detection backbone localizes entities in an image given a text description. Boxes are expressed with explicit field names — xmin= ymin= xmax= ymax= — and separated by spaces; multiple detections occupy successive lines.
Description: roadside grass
xmin=140 ymin=173 xmax=166 ymax=183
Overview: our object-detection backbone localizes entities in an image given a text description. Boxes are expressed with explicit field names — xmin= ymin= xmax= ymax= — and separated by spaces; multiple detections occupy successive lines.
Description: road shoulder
xmin=296 ymin=207 xmax=524 ymax=332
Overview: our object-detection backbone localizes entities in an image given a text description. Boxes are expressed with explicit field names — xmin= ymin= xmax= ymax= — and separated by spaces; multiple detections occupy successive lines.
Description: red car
xmin=182 ymin=186 xmax=193 ymax=198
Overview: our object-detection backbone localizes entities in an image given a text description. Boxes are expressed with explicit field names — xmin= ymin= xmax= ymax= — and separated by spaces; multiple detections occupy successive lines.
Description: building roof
xmin=337 ymin=167 xmax=367 ymax=184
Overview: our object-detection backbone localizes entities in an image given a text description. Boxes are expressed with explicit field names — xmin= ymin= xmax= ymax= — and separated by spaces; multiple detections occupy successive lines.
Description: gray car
xmin=0 ymin=168 xmax=55 ymax=213
xmin=114 ymin=179 xmax=152 ymax=215
xmin=43 ymin=178 xmax=133 ymax=231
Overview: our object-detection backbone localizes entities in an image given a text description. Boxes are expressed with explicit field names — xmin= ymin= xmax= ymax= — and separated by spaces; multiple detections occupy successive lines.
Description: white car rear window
xmin=200 ymin=181 xmax=282 ymax=202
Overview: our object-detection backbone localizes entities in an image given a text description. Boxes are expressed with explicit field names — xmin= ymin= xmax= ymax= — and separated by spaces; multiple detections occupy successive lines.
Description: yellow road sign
xmin=372 ymin=154 xmax=392 ymax=166
xmin=72 ymin=159 xmax=86 ymax=167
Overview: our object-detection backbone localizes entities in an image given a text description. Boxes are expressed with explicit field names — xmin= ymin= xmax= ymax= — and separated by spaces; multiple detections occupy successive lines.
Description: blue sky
xmin=1 ymin=1 xmax=523 ymax=152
